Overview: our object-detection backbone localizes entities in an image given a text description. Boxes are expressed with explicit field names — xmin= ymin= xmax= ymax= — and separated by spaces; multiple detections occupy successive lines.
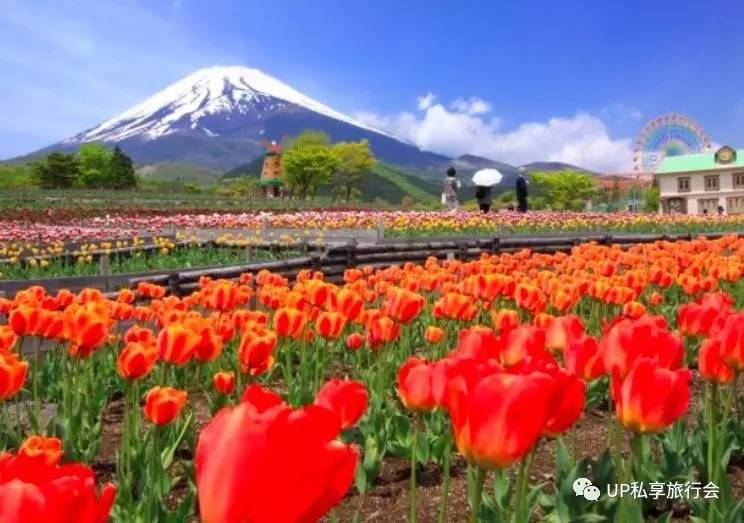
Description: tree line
xmin=280 ymin=130 xmax=376 ymax=201
xmin=28 ymin=144 xmax=137 ymax=190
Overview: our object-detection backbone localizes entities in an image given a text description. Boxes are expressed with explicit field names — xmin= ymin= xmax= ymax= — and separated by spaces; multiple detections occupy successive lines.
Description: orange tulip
xmin=622 ymin=301 xmax=646 ymax=319
xmin=65 ymin=305 xmax=109 ymax=358
xmin=124 ymin=325 xmax=155 ymax=345
xmin=273 ymin=307 xmax=308 ymax=339
xmin=213 ymin=371 xmax=236 ymax=394
xmin=366 ymin=316 xmax=400 ymax=349
xmin=0 ymin=325 xmax=18 ymax=352
xmin=382 ymin=287 xmax=425 ymax=323
xmin=238 ymin=329 xmax=277 ymax=376
xmin=156 ymin=324 xmax=200 ymax=365
xmin=117 ymin=342 xmax=158 ymax=380
xmin=8 ymin=304 xmax=41 ymax=336
xmin=424 ymin=326 xmax=444 ymax=344
xmin=333 ymin=289 xmax=364 ymax=320
xmin=433 ymin=292 xmax=477 ymax=321
xmin=143 ymin=386 xmax=187 ymax=425
xmin=315 ymin=311 xmax=347 ymax=340
xmin=17 ymin=435 xmax=64 ymax=466
xmin=0 ymin=351 xmax=28 ymax=400
xmin=491 ymin=309 xmax=520 ymax=335
xmin=614 ymin=359 xmax=690 ymax=433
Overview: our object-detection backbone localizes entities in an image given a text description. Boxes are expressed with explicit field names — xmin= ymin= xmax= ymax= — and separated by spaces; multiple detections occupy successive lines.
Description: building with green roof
xmin=656 ymin=145 xmax=744 ymax=215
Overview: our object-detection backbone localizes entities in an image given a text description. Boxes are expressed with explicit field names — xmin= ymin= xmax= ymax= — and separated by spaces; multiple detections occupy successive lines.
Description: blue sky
xmin=2 ymin=0 xmax=743 ymax=171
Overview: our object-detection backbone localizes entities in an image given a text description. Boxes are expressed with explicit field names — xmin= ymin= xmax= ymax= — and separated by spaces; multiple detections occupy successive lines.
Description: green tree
xmin=643 ymin=185 xmax=660 ymax=212
xmin=0 ymin=164 xmax=34 ymax=189
xmin=332 ymin=140 xmax=376 ymax=201
xmin=77 ymin=143 xmax=114 ymax=188
xmin=31 ymin=151 xmax=80 ymax=189
xmin=282 ymin=131 xmax=338 ymax=199
xmin=529 ymin=170 xmax=598 ymax=211
xmin=109 ymin=146 xmax=137 ymax=189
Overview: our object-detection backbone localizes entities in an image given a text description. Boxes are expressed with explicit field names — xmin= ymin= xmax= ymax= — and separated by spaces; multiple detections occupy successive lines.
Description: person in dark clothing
xmin=475 ymin=185 xmax=492 ymax=213
xmin=515 ymin=167 xmax=529 ymax=212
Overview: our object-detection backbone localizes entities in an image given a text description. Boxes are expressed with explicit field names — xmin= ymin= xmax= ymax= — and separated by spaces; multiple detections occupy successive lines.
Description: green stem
xmin=33 ymin=337 xmax=42 ymax=431
xmin=469 ymin=466 xmax=486 ymax=523
xmin=438 ymin=431 xmax=453 ymax=523
xmin=410 ymin=416 xmax=418 ymax=523
xmin=514 ymin=448 xmax=536 ymax=523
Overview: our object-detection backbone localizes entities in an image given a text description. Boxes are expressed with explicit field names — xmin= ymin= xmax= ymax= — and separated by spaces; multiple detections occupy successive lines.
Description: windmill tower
xmin=259 ymin=140 xmax=283 ymax=198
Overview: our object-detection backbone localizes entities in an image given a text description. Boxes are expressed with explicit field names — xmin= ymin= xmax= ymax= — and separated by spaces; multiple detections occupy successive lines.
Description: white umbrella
xmin=471 ymin=168 xmax=503 ymax=186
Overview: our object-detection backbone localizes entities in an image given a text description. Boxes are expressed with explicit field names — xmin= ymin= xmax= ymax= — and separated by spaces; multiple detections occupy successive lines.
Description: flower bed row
xmin=5 ymin=209 xmax=744 ymax=245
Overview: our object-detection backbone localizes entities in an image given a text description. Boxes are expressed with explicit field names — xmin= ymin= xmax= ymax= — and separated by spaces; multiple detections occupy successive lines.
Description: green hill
xmin=136 ymin=162 xmax=224 ymax=184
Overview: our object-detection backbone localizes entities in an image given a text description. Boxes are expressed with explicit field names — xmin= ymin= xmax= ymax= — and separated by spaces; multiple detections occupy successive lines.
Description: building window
xmin=727 ymin=197 xmax=744 ymax=214
xmin=704 ymin=175 xmax=719 ymax=191
xmin=733 ymin=173 xmax=744 ymax=189
xmin=698 ymin=198 xmax=718 ymax=215
xmin=677 ymin=177 xmax=690 ymax=192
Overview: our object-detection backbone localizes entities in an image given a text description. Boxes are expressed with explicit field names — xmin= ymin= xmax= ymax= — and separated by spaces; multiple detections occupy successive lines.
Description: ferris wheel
xmin=633 ymin=112 xmax=711 ymax=173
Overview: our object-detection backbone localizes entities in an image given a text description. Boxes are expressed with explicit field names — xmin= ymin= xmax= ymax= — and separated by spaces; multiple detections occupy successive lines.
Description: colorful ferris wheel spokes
xmin=633 ymin=112 xmax=711 ymax=173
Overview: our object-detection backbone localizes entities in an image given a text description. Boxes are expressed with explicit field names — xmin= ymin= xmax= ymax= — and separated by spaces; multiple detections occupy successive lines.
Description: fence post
xmin=245 ymin=244 xmax=253 ymax=263
xmin=99 ymin=254 xmax=110 ymax=277
xmin=346 ymin=239 xmax=358 ymax=268
xmin=168 ymin=272 xmax=181 ymax=296
xmin=261 ymin=215 xmax=270 ymax=242
xmin=376 ymin=217 xmax=385 ymax=242
xmin=491 ymin=237 xmax=500 ymax=254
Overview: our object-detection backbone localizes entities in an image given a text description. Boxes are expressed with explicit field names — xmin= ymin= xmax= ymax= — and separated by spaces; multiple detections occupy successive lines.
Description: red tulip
xmin=715 ymin=312 xmax=744 ymax=371
xmin=698 ymin=337 xmax=734 ymax=384
xmin=196 ymin=385 xmax=358 ymax=523
xmin=614 ymin=359 xmax=690 ymax=433
xmin=314 ymin=379 xmax=369 ymax=429
xmin=397 ymin=357 xmax=450 ymax=412
xmin=564 ymin=335 xmax=605 ymax=381
xmin=542 ymin=367 xmax=585 ymax=437
xmin=345 ymin=332 xmax=364 ymax=351
xmin=542 ymin=314 xmax=585 ymax=353
xmin=447 ymin=370 xmax=552 ymax=469
xmin=0 ymin=437 xmax=116 ymax=523
xmin=0 ymin=325 xmax=18 ymax=353
xmin=600 ymin=315 xmax=684 ymax=379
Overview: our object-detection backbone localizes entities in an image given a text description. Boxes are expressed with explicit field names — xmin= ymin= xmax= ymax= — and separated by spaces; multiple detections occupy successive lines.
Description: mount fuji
xmin=44 ymin=65 xmax=450 ymax=170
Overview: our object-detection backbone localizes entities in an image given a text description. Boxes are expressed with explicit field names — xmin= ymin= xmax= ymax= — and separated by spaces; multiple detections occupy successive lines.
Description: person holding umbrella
xmin=471 ymin=168 xmax=502 ymax=213
xmin=515 ymin=167 xmax=529 ymax=212
xmin=475 ymin=185 xmax=492 ymax=213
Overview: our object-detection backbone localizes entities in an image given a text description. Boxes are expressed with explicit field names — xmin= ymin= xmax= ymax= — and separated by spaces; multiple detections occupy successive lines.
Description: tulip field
xmin=3 ymin=234 xmax=744 ymax=522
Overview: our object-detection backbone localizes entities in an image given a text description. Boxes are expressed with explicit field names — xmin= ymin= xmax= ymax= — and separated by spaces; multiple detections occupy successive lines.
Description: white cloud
xmin=416 ymin=92 xmax=436 ymax=110
xmin=451 ymin=97 xmax=491 ymax=115
xmin=355 ymin=95 xmax=633 ymax=173
xmin=600 ymin=102 xmax=643 ymax=124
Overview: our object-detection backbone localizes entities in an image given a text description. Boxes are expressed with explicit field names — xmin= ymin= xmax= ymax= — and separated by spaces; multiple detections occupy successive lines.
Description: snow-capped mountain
xmin=50 ymin=65 xmax=448 ymax=170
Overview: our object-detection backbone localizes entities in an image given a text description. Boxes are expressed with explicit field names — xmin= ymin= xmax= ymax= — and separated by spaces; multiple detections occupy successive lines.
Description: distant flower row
xmin=2 ymin=209 xmax=744 ymax=245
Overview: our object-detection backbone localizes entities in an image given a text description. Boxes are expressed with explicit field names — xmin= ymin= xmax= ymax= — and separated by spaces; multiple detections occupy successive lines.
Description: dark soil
xmin=86 ymin=378 xmax=744 ymax=523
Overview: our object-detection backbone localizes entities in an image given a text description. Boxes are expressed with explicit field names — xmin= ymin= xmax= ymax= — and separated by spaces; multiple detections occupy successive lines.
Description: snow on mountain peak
xmin=70 ymin=65 xmax=384 ymax=143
